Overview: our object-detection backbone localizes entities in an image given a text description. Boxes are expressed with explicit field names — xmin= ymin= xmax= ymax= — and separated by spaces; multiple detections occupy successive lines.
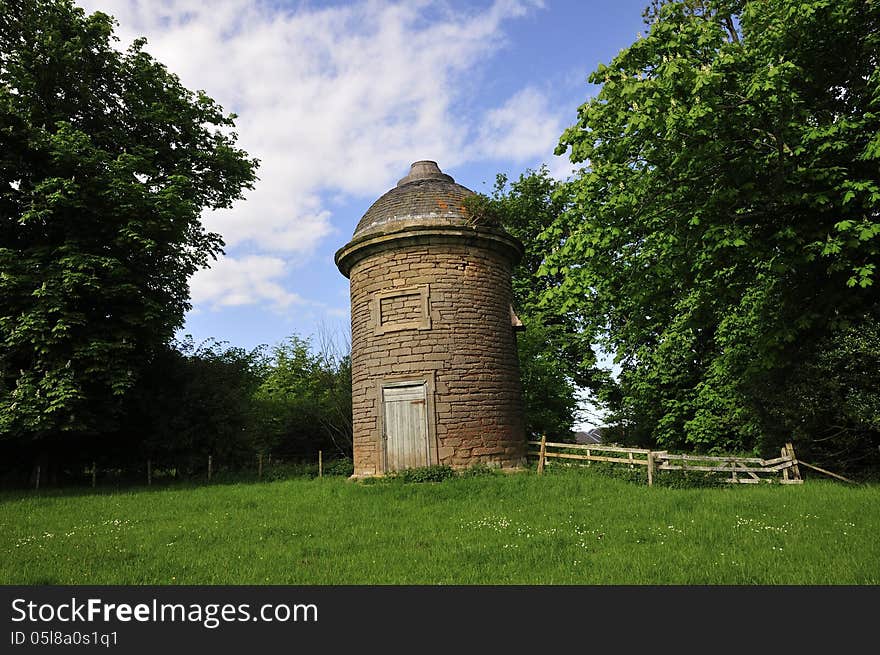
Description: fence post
xmin=35 ymin=465 xmax=40 ymax=491
xmin=258 ymin=453 xmax=263 ymax=480
xmin=208 ymin=455 xmax=213 ymax=482
xmin=785 ymin=442 xmax=801 ymax=481
xmin=147 ymin=459 xmax=152 ymax=487
xmin=781 ymin=446 xmax=790 ymax=481
xmin=537 ymin=435 xmax=547 ymax=475
xmin=91 ymin=461 xmax=96 ymax=488
xmin=647 ymin=451 xmax=654 ymax=487
xmin=318 ymin=450 xmax=323 ymax=478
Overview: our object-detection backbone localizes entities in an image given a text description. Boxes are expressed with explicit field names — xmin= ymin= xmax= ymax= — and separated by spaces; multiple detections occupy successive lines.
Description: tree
xmin=469 ymin=168 xmax=603 ymax=438
xmin=548 ymin=0 xmax=880 ymax=468
xmin=255 ymin=334 xmax=353 ymax=460
xmin=123 ymin=337 xmax=269 ymax=473
xmin=0 ymin=1 xmax=258 ymax=449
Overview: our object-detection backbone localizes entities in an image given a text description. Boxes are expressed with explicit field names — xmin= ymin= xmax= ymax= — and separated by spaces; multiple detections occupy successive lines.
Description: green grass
xmin=1 ymin=469 xmax=878 ymax=584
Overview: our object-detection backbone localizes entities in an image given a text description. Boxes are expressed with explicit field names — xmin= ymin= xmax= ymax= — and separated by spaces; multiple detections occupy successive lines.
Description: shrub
xmin=396 ymin=465 xmax=455 ymax=483
xmin=323 ymin=458 xmax=354 ymax=477
xmin=262 ymin=461 xmax=317 ymax=482
xmin=458 ymin=462 xmax=500 ymax=478
xmin=653 ymin=469 xmax=733 ymax=489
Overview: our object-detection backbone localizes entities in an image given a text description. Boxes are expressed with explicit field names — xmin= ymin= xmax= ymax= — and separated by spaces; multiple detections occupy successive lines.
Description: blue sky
xmin=76 ymin=1 xmax=645 ymax=425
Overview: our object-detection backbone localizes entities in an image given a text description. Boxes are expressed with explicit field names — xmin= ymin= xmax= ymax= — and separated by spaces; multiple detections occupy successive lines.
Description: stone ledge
xmin=335 ymin=225 xmax=523 ymax=277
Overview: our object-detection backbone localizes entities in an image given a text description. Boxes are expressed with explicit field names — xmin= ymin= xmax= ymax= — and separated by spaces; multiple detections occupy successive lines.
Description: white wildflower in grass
xmin=734 ymin=515 xmax=791 ymax=534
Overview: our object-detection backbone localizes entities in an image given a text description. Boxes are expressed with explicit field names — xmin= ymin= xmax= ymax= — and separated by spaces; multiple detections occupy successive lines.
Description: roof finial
xmin=397 ymin=160 xmax=454 ymax=187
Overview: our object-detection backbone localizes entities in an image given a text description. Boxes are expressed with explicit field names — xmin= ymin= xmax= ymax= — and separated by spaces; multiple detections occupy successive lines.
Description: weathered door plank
xmin=383 ymin=384 xmax=428 ymax=472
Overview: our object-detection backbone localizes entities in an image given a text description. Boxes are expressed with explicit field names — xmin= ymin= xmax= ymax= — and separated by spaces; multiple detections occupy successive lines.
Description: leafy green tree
xmin=0 ymin=1 xmax=258 ymax=446
xmin=514 ymin=319 xmax=582 ymax=439
xmin=124 ymin=338 xmax=269 ymax=473
xmin=745 ymin=319 xmax=880 ymax=471
xmin=549 ymin=0 xmax=880 ymax=466
xmin=470 ymin=168 xmax=603 ymax=438
xmin=255 ymin=334 xmax=353 ymax=459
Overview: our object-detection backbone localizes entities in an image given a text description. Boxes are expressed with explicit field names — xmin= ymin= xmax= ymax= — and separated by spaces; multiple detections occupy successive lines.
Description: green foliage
xmin=477 ymin=168 xmax=603 ymax=438
xmin=322 ymin=457 xmax=354 ymax=477
xmin=458 ymin=462 xmax=500 ymax=478
xmin=0 ymin=330 xmax=354 ymax=486
xmin=549 ymin=0 xmax=880 ymax=466
xmin=0 ymin=0 xmax=258 ymax=439
xmin=122 ymin=337 xmax=268 ymax=471
xmin=653 ymin=469 xmax=729 ymax=489
xmin=515 ymin=319 xmax=582 ymax=439
xmin=461 ymin=193 xmax=502 ymax=227
xmin=747 ymin=319 xmax=880 ymax=469
xmin=395 ymin=465 xmax=456 ymax=483
xmin=255 ymin=334 xmax=352 ymax=459
xmin=259 ymin=461 xmax=319 ymax=482
xmin=122 ymin=331 xmax=351 ymax=473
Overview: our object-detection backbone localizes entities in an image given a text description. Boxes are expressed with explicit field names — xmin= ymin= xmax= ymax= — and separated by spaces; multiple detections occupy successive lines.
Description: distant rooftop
xmin=574 ymin=428 xmax=604 ymax=445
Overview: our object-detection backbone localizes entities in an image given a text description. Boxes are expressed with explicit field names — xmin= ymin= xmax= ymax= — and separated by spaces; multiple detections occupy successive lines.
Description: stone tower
xmin=335 ymin=161 xmax=526 ymax=477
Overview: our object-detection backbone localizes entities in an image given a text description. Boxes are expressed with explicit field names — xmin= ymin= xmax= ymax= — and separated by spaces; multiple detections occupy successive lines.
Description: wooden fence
xmin=25 ymin=451 xmax=331 ymax=491
xmin=528 ymin=438 xmax=804 ymax=485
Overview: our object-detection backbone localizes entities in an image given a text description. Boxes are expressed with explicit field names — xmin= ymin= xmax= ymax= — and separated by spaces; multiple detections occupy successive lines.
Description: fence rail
xmin=527 ymin=438 xmax=804 ymax=485
xmin=17 ymin=450 xmax=334 ymax=491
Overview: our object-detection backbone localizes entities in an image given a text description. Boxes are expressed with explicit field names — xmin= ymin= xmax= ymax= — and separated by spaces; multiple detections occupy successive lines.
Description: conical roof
xmin=353 ymin=161 xmax=474 ymax=238
xmin=336 ymin=160 xmax=523 ymax=277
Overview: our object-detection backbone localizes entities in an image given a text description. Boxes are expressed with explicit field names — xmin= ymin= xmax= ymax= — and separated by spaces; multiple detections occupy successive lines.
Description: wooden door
xmin=383 ymin=383 xmax=429 ymax=472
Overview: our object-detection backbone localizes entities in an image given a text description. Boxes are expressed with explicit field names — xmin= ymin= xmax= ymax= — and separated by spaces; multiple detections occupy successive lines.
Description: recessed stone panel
xmin=371 ymin=285 xmax=431 ymax=335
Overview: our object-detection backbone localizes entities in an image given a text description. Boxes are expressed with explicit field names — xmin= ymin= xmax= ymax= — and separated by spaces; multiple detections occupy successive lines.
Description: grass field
xmin=1 ymin=469 xmax=878 ymax=584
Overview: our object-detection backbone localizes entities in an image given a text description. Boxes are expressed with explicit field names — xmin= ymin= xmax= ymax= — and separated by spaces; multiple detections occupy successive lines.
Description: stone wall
xmin=380 ymin=293 xmax=422 ymax=324
xmin=349 ymin=241 xmax=526 ymax=476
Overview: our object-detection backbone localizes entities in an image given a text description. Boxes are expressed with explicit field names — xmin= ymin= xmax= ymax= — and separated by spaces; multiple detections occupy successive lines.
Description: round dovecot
xmin=335 ymin=161 xmax=526 ymax=477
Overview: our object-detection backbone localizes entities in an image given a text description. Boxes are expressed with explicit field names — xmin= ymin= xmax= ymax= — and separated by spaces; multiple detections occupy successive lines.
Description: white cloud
xmin=477 ymin=87 xmax=563 ymax=161
xmin=189 ymin=255 xmax=302 ymax=310
xmin=548 ymin=149 xmax=580 ymax=181
xmin=76 ymin=0 xmax=562 ymax=308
